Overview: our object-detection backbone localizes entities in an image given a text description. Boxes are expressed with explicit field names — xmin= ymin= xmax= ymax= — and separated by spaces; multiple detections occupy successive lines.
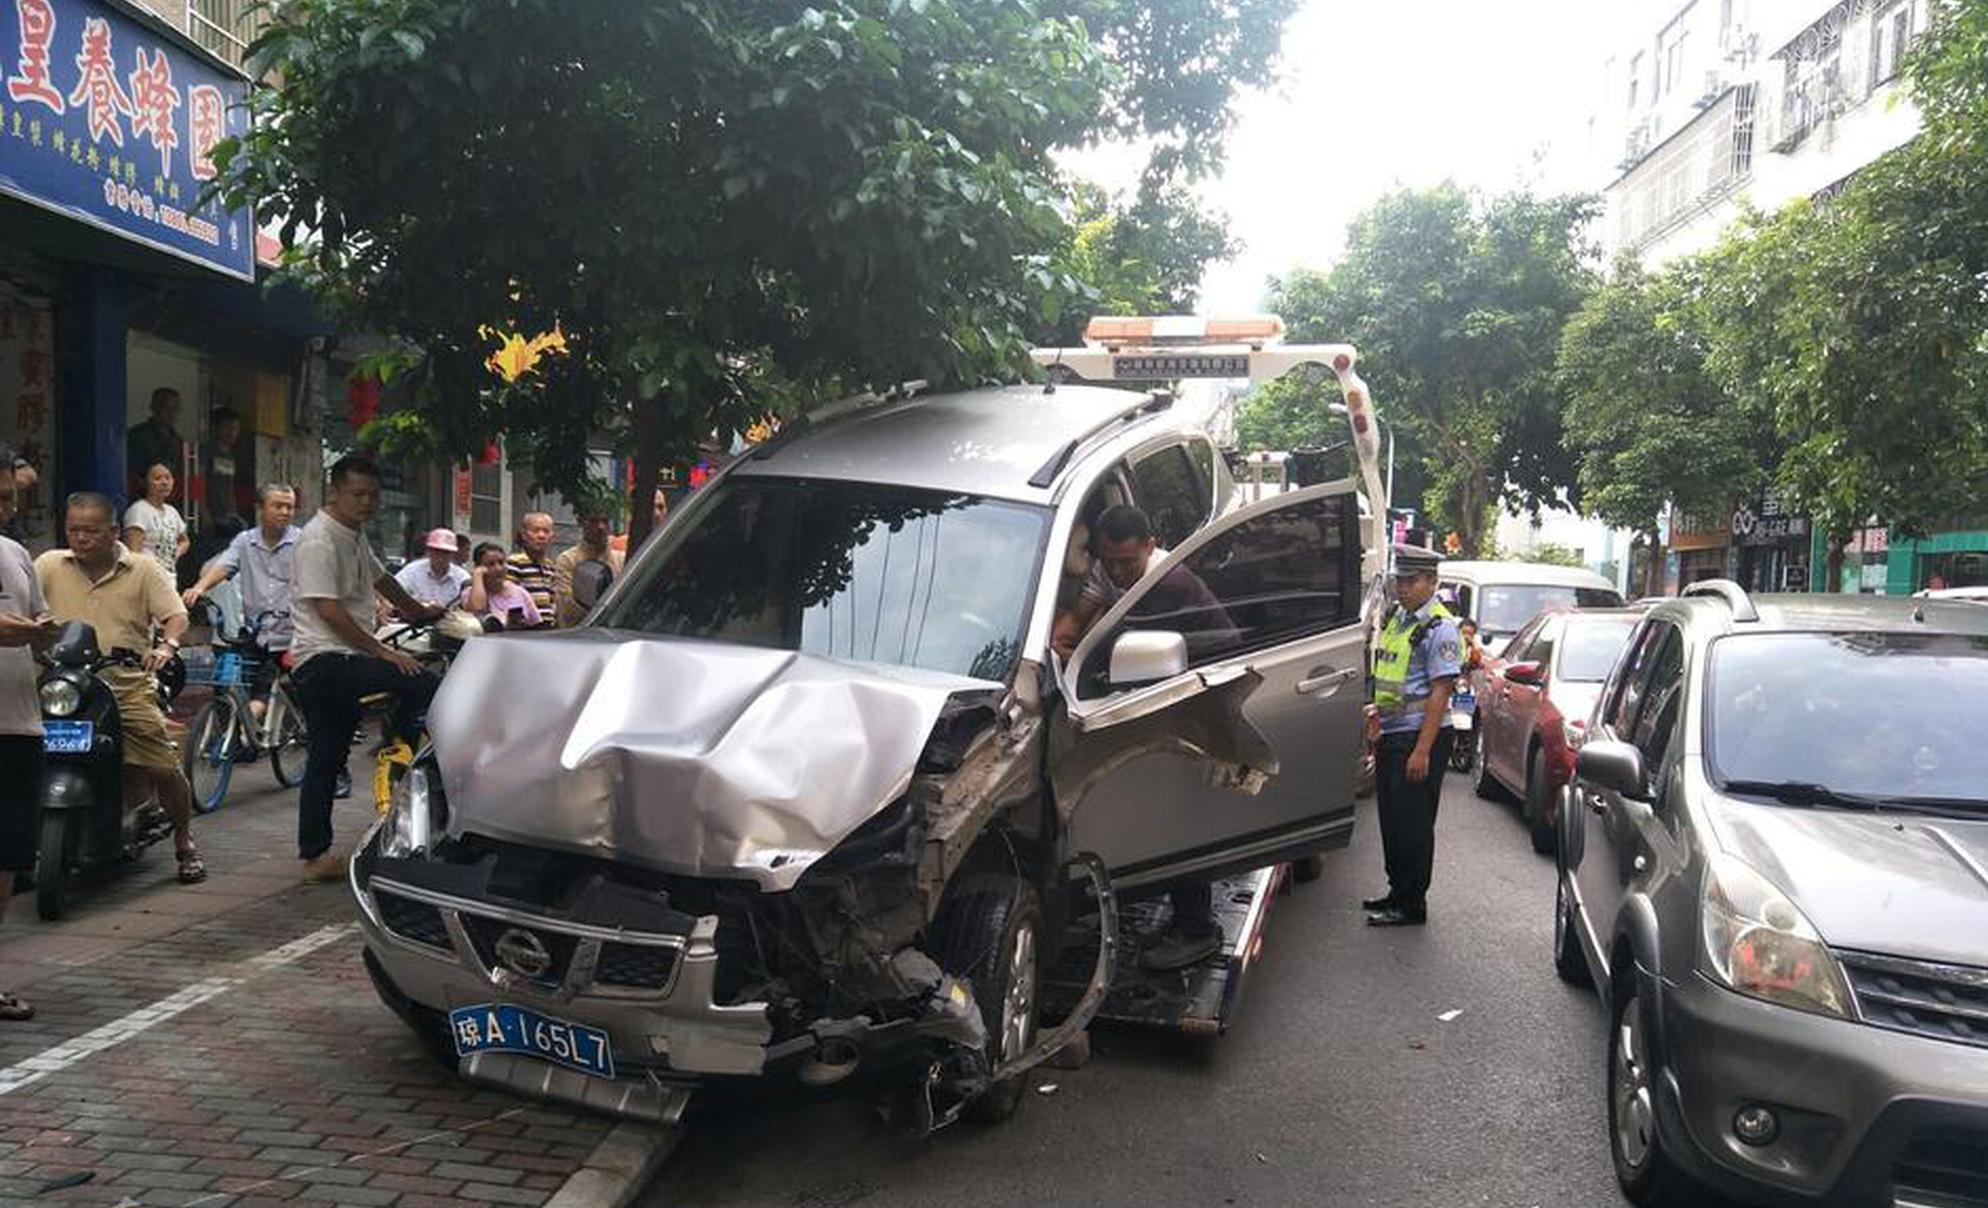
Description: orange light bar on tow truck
xmin=1082 ymin=314 xmax=1287 ymax=349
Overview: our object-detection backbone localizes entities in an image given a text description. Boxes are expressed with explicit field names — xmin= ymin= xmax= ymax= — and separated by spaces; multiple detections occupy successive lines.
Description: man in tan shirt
xmin=34 ymin=492 xmax=205 ymax=884
xmin=551 ymin=507 xmax=624 ymax=628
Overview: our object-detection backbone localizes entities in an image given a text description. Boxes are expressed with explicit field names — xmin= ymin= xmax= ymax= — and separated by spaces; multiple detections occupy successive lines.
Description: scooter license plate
xmin=448 ymin=1003 xmax=614 ymax=1078
xmin=42 ymin=721 xmax=93 ymax=754
xmin=1450 ymin=714 xmax=1473 ymax=731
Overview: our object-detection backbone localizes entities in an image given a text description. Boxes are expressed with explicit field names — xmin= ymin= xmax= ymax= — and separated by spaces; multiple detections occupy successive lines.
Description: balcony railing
xmin=186 ymin=0 xmax=263 ymax=69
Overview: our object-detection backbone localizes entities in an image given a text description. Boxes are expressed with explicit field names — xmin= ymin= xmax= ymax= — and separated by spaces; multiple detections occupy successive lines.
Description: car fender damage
xmin=1048 ymin=670 xmax=1279 ymax=815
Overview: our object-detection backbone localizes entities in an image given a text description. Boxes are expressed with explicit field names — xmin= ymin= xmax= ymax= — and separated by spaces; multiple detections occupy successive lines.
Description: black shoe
xmin=1142 ymin=921 xmax=1224 ymax=971
xmin=1365 ymin=905 xmax=1427 ymax=927
xmin=334 ymin=770 xmax=352 ymax=800
xmin=1360 ymin=892 xmax=1396 ymax=911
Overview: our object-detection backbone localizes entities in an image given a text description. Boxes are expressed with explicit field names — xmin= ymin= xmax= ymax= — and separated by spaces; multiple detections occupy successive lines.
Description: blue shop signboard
xmin=0 ymin=0 xmax=253 ymax=280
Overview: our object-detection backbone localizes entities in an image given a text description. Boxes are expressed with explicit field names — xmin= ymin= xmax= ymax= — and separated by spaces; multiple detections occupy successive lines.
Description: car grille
xmin=1838 ymin=951 xmax=1988 ymax=1050
xmin=595 ymin=941 xmax=680 ymax=991
xmin=376 ymin=889 xmax=452 ymax=951
xmin=458 ymin=913 xmax=580 ymax=986
xmin=1894 ymin=1126 xmax=1988 ymax=1207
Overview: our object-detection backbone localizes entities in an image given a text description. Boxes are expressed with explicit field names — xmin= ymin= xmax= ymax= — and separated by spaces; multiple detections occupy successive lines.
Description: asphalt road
xmin=641 ymin=772 xmax=1651 ymax=1208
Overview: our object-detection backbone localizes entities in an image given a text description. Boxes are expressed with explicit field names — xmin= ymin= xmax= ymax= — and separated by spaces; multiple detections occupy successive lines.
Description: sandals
xmin=0 ymin=992 xmax=32 ymax=1021
xmin=176 ymin=847 xmax=208 ymax=885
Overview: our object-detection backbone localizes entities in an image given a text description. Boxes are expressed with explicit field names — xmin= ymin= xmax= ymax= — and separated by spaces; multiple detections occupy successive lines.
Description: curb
xmin=544 ymin=1120 xmax=683 ymax=1208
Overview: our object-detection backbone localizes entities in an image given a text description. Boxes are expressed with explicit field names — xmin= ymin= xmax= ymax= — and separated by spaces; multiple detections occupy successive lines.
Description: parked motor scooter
xmin=1447 ymin=681 xmax=1478 ymax=773
xmin=34 ymin=621 xmax=177 ymax=920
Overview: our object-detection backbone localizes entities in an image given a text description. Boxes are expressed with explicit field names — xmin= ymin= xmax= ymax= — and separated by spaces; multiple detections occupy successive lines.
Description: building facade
xmin=1588 ymin=0 xmax=1954 ymax=595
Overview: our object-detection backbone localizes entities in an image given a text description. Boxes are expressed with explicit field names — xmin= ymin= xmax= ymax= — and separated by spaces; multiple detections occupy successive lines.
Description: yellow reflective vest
xmin=1371 ymin=600 xmax=1453 ymax=712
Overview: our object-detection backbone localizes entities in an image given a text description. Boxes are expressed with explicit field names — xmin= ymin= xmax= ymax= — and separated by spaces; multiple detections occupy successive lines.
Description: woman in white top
xmin=124 ymin=462 xmax=190 ymax=581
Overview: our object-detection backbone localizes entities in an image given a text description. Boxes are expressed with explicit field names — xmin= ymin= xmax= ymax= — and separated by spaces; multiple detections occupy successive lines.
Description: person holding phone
xmin=464 ymin=542 xmax=541 ymax=629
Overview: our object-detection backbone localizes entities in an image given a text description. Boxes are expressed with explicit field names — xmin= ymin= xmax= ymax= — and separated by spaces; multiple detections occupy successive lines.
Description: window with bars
xmin=186 ymin=0 xmax=263 ymax=68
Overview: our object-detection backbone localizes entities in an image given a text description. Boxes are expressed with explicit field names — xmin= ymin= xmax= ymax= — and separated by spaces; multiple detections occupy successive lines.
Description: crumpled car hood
xmin=426 ymin=631 xmax=993 ymax=891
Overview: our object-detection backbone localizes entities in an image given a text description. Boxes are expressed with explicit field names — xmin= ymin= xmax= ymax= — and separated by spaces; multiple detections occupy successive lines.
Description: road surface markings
xmin=0 ymin=923 xmax=355 ymax=1097
xmin=1437 ymin=1008 xmax=1463 ymax=1022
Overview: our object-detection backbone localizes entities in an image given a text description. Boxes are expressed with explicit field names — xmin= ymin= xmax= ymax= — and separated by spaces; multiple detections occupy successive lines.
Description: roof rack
xmin=1681 ymin=579 xmax=1759 ymax=622
xmin=1024 ymin=390 xmax=1174 ymax=488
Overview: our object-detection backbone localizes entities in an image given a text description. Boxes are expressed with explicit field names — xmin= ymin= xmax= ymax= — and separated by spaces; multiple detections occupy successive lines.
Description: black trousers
xmin=1375 ymin=728 xmax=1455 ymax=911
xmin=290 ymin=653 xmax=438 ymax=861
xmin=0 ymin=736 xmax=47 ymax=875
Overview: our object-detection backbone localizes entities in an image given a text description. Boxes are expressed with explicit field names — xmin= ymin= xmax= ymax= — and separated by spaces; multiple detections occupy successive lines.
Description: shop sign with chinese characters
xmin=0 ymin=0 xmax=252 ymax=279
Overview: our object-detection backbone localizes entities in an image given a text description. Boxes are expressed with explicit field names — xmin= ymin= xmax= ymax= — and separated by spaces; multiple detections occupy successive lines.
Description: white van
xmin=1436 ymin=560 xmax=1625 ymax=653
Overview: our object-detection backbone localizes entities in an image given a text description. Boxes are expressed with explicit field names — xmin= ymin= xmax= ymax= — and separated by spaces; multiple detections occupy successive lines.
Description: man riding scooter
xmin=34 ymin=492 xmax=206 ymax=885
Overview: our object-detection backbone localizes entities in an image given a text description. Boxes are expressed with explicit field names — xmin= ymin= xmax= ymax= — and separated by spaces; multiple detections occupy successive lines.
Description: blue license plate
xmin=42 ymin=721 xmax=93 ymax=754
xmin=1452 ymin=692 xmax=1476 ymax=710
xmin=449 ymin=1003 xmax=614 ymax=1078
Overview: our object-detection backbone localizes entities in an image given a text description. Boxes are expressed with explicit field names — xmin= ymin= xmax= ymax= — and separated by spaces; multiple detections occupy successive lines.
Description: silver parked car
xmin=352 ymin=383 xmax=1373 ymax=1125
xmin=1555 ymin=580 xmax=1988 ymax=1207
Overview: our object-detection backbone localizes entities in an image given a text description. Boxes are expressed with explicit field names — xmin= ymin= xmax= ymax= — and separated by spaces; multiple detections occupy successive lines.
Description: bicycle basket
xmin=185 ymin=650 xmax=248 ymax=689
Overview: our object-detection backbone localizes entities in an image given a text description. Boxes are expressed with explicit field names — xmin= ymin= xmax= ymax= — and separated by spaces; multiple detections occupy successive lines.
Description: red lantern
xmin=346 ymin=375 xmax=381 ymax=429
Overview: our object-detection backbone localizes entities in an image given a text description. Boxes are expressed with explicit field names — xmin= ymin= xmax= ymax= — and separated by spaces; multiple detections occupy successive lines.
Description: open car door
xmin=1054 ymin=481 xmax=1368 ymax=891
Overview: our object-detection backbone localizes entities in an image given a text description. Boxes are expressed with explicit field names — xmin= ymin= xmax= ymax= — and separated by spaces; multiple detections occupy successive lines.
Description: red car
xmin=1471 ymin=608 xmax=1637 ymax=853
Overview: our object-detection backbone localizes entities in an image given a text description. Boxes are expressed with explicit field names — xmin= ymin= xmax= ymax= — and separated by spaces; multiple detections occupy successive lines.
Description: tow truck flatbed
xmin=1041 ymin=864 xmax=1289 ymax=1036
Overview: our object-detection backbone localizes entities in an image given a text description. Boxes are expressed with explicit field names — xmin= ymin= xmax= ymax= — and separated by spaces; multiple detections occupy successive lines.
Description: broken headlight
xmin=379 ymin=762 xmax=439 ymax=859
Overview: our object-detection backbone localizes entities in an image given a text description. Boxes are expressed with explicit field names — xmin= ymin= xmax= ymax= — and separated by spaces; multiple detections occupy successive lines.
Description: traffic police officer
xmin=1363 ymin=544 xmax=1463 ymax=926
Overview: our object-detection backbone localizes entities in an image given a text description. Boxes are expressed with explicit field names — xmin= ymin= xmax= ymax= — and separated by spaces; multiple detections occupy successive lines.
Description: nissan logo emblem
xmin=493 ymin=928 xmax=552 ymax=979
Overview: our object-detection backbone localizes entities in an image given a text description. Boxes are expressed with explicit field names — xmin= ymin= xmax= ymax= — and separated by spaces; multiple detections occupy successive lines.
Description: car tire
xmin=1553 ymin=876 xmax=1591 ymax=989
xmin=1474 ymin=746 xmax=1509 ymax=802
xmin=1524 ymin=752 xmax=1555 ymax=855
xmin=1608 ymin=979 xmax=1692 ymax=1207
xmin=932 ymin=877 xmax=1042 ymax=1125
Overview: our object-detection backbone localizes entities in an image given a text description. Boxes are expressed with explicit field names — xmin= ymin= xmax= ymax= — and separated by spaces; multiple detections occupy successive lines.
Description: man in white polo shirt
xmin=393 ymin=528 xmax=471 ymax=614
xmin=288 ymin=456 xmax=444 ymax=881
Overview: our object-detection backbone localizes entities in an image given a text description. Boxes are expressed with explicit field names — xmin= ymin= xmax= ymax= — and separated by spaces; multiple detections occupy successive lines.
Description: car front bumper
xmin=350 ymin=836 xmax=775 ymax=1112
xmin=1655 ymin=968 xmax=1988 ymax=1207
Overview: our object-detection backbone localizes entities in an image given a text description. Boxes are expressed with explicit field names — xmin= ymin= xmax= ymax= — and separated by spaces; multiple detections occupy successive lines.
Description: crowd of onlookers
xmin=0 ymin=412 xmax=658 ymax=1023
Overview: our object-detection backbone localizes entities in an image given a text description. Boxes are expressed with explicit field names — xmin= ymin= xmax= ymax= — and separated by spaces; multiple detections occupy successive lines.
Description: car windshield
xmin=1557 ymin=618 xmax=1637 ymax=682
xmin=1708 ymin=632 xmax=1988 ymax=809
xmin=595 ymin=478 xmax=1049 ymax=682
xmin=1478 ymin=584 xmax=1623 ymax=634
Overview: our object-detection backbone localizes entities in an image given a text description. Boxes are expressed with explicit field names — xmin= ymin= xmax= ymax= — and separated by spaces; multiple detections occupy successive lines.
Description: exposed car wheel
xmin=932 ymin=877 xmax=1042 ymax=1125
xmin=1608 ymin=980 xmax=1691 ymax=1206
xmin=1553 ymin=877 xmax=1591 ymax=989
xmin=1474 ymin=747 xmax=1509 ymax=802
xmin=35 ymin=811 xmax=74 ymax=921
xmin=1524 ymin=752 xmax=1556 ymax=855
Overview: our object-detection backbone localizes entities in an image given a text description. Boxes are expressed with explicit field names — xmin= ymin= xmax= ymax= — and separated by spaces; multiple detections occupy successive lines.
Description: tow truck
xmin=1029 ymin=315 xmax=1390 ymax=1037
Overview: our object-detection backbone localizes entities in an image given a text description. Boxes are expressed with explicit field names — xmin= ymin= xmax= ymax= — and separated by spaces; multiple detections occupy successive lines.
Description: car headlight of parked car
xmin=379 ymin=763 xmax=438 ymax=859
xmin=1698 ymin=852 xmax=1852 ymax=1019
xmin=39 ymin=676 xmax=83 ymax=718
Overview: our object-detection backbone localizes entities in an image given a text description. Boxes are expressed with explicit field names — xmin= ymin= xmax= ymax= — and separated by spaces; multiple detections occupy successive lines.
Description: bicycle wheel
xmin=183 ymin=697 xmax=237 ymax=814
xmin=268 ymin=688 xmax=310 ymax=789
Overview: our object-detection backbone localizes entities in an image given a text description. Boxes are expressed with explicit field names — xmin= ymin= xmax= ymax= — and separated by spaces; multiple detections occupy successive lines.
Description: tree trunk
xmin=627 ymin=392 xmax=667 ymax=552
xmin=1644 ymin=529 xmax=1664 ymax=597
xmin=1823 ymin=534 xmax=1846 ymax=594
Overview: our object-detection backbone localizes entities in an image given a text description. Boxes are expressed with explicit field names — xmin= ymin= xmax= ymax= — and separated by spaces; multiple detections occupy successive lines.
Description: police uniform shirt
xmin=1378 ymin=598 xmax=1464 ymax=736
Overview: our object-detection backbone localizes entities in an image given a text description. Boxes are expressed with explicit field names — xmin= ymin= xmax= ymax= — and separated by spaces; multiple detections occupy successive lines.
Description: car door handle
xmin=1296 ymin=668 xmax=1358 ymax=696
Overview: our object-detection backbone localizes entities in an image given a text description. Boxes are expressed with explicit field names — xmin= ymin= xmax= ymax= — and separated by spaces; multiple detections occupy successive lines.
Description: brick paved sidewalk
xmin=0 ymin=764 xmax=666 ymax=1207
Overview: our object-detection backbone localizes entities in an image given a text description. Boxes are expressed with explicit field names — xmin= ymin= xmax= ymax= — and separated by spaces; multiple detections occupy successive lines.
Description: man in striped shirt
xmin=505 ymin=512 xmax=556 ymax=628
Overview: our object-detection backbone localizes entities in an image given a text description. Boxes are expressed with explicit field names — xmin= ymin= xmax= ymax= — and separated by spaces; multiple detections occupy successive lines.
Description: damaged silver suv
xmin=351 ymin=378 xmax=1372 ymax=1127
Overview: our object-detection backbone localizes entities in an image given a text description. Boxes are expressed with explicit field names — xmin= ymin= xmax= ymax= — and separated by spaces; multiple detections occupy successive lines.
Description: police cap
xmin=1391 ymin=543 xmax=1444 ymax=577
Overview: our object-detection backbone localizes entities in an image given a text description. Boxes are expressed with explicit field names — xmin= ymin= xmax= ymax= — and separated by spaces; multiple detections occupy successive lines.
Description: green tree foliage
xmin=1691 ymin=3 xmax=1988 ymax=553
xmin=1557 ymin=256 xmax=1769 ymax=587
xmin=1257 ymin=186 xmax=1596 ymax=555
xmin=217 ymin=0 xmax=1295 ymax=540
xmin=1038 ymin=181 xmax=1236 ymax=346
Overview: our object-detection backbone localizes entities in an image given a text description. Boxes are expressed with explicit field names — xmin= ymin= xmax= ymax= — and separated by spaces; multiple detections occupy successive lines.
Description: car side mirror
xmin=1108 ymin=630 xmax=1188 ymax=689
xmin=1577 ymin=739 xmax=1649 ymax=801
xmin=1504 ymin=660 xmax=1545 ymax=687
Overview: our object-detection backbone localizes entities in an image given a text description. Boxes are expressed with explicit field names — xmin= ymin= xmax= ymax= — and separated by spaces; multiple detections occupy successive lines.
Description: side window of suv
xmin=1131 ymin=445 xmax=1210 ymax=549
xmin=1627 ymin=629 xmax=1685 ymax=769
xmin=1603 ymin=621 xmax=1663 ymax=731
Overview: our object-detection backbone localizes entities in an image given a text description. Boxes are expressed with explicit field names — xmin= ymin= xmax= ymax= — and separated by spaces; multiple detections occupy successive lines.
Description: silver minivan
xmin=352 ymin=382 xmax=1372 ymax=1126
xmin=1438 ymin=559 xmax=1624 ymax=653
